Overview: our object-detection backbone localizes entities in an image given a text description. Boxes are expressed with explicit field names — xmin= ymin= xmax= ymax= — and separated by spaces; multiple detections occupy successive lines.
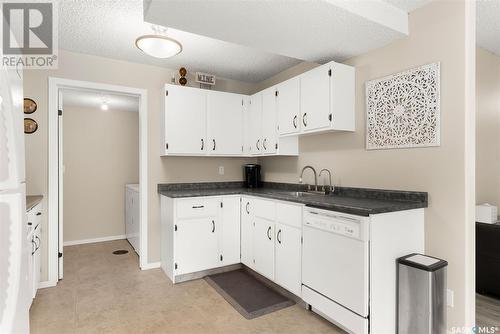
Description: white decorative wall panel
xmin=365 ymin=62 xmax=440 ymax=150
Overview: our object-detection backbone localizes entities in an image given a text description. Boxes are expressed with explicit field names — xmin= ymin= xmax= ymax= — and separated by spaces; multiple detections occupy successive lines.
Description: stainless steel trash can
xmin=397 ymin=253 xmax=448 ymax=334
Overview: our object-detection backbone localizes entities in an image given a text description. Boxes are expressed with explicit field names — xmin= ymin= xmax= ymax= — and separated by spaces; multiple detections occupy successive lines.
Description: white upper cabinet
xmin=207 ymin=90 xmax=244 ymax=155
xmin=248 ymin=92 xmax=263 ymax=155
xmin=161 ymin=60 xmax=353 ymax=156
xmin=276 ymin=77 xmax=300 ymax=136
xmin=242 ymin=97 xmax=252 ymax=156
xmin=261 ymin=87 xmax=277 ymax=155
xmin=162 ymin=84 xmax=206 ymax=155
xmin=330 ymin=62 xmax=355 ymax=131
xmin=300 ymin=65 xmax=331 ymax=133
xmin=300 ymin=61 xmax=355 ymax=134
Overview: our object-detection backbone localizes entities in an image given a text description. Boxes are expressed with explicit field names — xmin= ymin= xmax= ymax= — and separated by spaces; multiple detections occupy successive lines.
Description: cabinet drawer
xmin=176 ymin=198 xmax=219 ymax=219
xmin=276 ymin=202 xmax=302 ymax=229
xmin=253 ymin=198 xmax=276 ymax=221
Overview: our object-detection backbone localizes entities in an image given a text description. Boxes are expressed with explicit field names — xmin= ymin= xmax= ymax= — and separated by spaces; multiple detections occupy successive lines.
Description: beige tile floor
xmin=30 ymin=240 xmax=344 ymax=334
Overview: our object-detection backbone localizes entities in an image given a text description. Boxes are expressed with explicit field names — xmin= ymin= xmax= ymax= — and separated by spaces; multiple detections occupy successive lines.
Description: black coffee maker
xmin=244 ymin=164 xmax=261 ymax=188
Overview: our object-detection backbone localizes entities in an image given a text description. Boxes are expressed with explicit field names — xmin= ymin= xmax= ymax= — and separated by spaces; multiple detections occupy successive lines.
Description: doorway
xmin=47 ymin=78 xmax=148 ymax=285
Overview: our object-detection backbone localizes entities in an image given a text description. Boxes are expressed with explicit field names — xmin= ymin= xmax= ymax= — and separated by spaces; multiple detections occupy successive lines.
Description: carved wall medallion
xmin=365 ymin=62 xmax=440 ymax=150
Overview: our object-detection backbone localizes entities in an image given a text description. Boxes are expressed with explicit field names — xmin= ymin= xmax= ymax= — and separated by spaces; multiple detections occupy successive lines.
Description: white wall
xmin=476 ymin=47 xmax=500 ymax=208
xmin=257 ymin=1 xmax=475 ymax=328
xmin=63 ymin=106 xmax=139 ymax=243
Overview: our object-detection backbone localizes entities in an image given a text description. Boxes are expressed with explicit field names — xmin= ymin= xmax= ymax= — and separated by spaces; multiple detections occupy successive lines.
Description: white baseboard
xmin=63 ymin=234 xmax=126 ymax=246
xmin=141 ymin=262 xmax=161 ymax=270
xmin=38 ymin=280 xmax=57 ymax=289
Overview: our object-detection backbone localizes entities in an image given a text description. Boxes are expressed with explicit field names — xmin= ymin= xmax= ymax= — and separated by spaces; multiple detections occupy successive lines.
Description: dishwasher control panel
xmin=304 ymin=209 xmax=369 ymax=241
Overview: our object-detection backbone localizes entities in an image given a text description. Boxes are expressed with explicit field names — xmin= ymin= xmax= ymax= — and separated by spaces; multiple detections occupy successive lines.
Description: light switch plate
xmin=218 ymin=166 xmax=224 ymax=175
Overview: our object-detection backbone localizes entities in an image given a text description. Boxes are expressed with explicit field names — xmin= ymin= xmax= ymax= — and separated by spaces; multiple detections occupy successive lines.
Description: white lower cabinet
xmin=240 ymin=197 xmax=254 ymax=269
xmin=27 ymin=202 xmax=42 ymax=302
xmin=220 ymin=196 xmax=241 ymax=265
xmin=161 ymin=195 xmax=241 ymax=282
xmin=275 ymin=222 xmax=302 ymax=296
xmin=253 ymin=216 xmax=275 ymax=280
xmin=176 ymin=216 xmax=219 ymax=275
xmin=160 ymin=194 xmax=302 ymax=296
xmin=240 ymin=196 xmax=303 ymax=296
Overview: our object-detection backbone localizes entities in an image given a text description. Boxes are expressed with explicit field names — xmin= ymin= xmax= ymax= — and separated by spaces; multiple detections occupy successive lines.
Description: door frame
xmin=47 ymin=77 xmax=148 ymax=286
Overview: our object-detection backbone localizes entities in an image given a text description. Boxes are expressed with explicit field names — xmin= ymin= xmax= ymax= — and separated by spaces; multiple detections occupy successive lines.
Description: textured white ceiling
xmin=383 ymin=0 xmax=432 ymax=12
xmin=58 ymin=0 xmax=301 ymax=83
xmin=62 ymin=89 xmax=139 ymax=112
xmin=144 ymin=0 xmax=409 ymax=64
xmin=477 ymin=0 xmax=500 ymax=57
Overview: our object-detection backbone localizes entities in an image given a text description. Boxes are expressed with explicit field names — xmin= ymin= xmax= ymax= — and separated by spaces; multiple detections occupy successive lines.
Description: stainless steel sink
xmin=281 ymin=191 xmax=319 ymax=197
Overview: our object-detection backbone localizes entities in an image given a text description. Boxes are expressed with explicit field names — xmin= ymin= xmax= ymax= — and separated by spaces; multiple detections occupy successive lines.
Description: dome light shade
xmin=135 ymin=35 xmax=182 ymax=58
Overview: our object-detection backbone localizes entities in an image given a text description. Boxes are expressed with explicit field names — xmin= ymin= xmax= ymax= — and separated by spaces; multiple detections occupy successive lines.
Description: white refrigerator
xmin=0 ymin=64 xmax=30 ymax=334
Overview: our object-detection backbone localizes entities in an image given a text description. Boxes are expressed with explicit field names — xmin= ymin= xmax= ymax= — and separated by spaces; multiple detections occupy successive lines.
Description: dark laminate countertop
xmin=26 ymin=195 xmax=43 ymax=212
xmin=158 ymin=182 xmax=428 ymax=217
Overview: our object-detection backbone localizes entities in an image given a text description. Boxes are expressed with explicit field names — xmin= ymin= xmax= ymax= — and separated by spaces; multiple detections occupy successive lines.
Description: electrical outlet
xmin=447 ymin=289 xmax=454 ymax=307
xmin=218 ymin=166 xmax=224 ymax=175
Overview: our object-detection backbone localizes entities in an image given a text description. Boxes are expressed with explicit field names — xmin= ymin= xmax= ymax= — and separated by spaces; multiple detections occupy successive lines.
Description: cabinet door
xmin=220 ymin=197 xmax=241 ymax=265
xmin=164 ymin=84 xmax=206 ymax=155
xmin=240 ymin=197 xmax=254 ymax=268
xmin=175 ymin=217 xmax=219 ymax=275
xmin=275 ymin=223 xmax=302 ymax=296
xmin=277 ymin=78 xmax=300 ymax=135
xmin=253 ymin=217 xmax=275 ymax=280
xmin=300 ymin=64 xmax=331 ymax=133
xmin=207 ymin=91 xmax=244 ymax=155
xmin=33 ymin=226 xmax=41 ymax=298
xmin=261 ymin=87 xmax=277 ymax=154
xmin=249 ymin=93 xmax=262 ymax=155
xmin=330 ymin=62 xmax=355 ymax=131
xmin=242 ymin=97 xmax=252 ymax=155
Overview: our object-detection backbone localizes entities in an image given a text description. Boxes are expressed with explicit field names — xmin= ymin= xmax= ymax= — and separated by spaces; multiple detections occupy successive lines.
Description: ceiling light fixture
xmin=101 ymin=96 xmax=109 ymax=111
xmin=135 ymin=25 xmax=182 ymax=59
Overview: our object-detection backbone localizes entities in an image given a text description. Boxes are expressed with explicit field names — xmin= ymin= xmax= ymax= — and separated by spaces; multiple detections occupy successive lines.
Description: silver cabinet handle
xmin=211 ymin=220 xmax=215 ymax=233
xmin=302 ymin=113 xmax=307 ymax=127
xmin=293 ymin=115 xmax=298 ymax=128
xmin=212 ymin=139 xmax=216 ymax=151
xmin=256 ymin=139 xmax=260 ymax=150
xmin=245 ymin=202 xmax=250 ymax=214
xmin=277 ymin=229 xmax=282 ymax=244
xmin=192 ymin=205 xmax=204 ymax=209
xmin=267 ymin=226 xmax=272 ymax=240
xmin=201 ymin=139 xmax=204 ymax=151
xmin=263 ymin=138 xmax=267 ymax=150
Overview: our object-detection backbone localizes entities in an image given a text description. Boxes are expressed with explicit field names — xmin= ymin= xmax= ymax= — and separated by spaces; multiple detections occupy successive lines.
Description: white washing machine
xmin=125 ymin=184 xmax=140 ymax=254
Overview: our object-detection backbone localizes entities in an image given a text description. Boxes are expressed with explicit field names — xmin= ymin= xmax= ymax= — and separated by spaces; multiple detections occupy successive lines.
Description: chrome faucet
xmin=319 ymin=168 xmax=333 ymax=194
xmin=299 ymin=165 xmax=318 ymax=192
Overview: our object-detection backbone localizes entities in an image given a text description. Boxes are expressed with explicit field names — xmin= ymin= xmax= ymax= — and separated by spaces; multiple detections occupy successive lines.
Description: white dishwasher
xmin=302 ymin=207 xmax=370 ymax=334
